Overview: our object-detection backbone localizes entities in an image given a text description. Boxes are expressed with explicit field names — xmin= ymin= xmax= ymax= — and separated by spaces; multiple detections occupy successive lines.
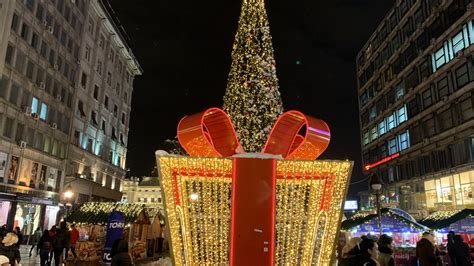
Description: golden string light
xmin=157 ymin=155 xmax=352 ymax=265
xmin=223 ymin=0 xmax=284 ymax=152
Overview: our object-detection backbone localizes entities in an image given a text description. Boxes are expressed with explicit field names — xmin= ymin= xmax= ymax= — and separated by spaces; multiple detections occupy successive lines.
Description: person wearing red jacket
xmin=66 ymin=224 xmax=79 ymax=261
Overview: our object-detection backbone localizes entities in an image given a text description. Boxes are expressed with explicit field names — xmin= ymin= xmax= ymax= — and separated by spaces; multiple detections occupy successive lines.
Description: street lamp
xmin=63 ymin=184 xmax=74 ymax=217
xmin=369 ymin=173 xmax=383 ymax=236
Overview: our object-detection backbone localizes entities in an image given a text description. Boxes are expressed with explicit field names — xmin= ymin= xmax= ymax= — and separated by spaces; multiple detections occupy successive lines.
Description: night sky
xmin=108 ymin=0 xmax=395 ymax=196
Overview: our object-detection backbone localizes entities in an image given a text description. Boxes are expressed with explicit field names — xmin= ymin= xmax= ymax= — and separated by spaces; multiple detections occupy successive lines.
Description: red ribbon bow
xmin=177 ymin=107 xmax=331 ymax=160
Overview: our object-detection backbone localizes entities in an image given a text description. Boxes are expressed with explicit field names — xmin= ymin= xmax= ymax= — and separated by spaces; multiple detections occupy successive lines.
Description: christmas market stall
xmin=65 ymin=202 xmax=162 ymax=262
xmin=341 ymin=208 xmax=429 ymax=265
xmin=418 ymin=209 xmax=474 ymax=244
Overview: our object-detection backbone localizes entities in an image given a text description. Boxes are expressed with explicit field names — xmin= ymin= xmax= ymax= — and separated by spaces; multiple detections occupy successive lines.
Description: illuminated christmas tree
xmin=223 ymin=0 xmax=284 ymax=152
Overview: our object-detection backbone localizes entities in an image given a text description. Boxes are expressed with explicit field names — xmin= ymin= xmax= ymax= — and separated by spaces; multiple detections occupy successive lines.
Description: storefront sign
xmin=103 ymin=211 xmax=125 ymax=263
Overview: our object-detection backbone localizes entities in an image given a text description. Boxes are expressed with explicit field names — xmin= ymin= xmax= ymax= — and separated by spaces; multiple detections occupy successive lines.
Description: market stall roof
xmin=66 ymin=202 xmax=162 ymax=225
xmin=418 ymin=209 xmax=474 ymax=230
xmin=341 ymin=207 xmax=429 ymax=231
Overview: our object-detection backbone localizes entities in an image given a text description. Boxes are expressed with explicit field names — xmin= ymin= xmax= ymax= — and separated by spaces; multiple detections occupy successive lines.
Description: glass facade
xmin=424 ymin=170 xmax=474 ymax=210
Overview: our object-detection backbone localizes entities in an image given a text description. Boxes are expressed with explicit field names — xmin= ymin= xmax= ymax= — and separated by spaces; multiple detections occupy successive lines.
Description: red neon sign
xmin=364 ymin=152 xmax=400 ymax=170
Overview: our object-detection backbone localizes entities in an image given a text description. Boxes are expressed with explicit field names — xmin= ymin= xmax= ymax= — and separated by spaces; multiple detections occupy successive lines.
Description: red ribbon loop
xmin=177 ymin=108 xmax=330 ymax=160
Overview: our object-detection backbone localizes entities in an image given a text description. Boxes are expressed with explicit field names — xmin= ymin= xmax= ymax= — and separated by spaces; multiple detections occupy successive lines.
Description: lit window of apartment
xmin=40 ymin=103 xmax=48 ymax=120
xmin=398 ymin=131 xmax=410 ymax=150
xmin=388 ymin=138 xmax=398 ymax=155
xmin=370 ymin=126 xmax=377 ymax=142
xmin=378 ymin=121 xmax=386 ymax=136
xmin=397 ymin=105 xmax=407 ymax=124
xmin=387 ymin=113 xmax=396 ymax=130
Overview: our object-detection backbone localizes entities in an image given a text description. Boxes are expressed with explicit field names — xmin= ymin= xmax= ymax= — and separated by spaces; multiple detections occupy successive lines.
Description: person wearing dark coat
xmin=13 ymin=227 xmax=22 ymax=248
xmin=52 ymin=222 xmax=69 ymax=266
xmin=0 ymin=232 xmax=21 ymax=265
xmin=111 ymin=239 xmax=132 ymax=266
xmin=377 ymin=234 xmax=395 ymax=266
xmin=357 ymin=238 xmax=380 ymax=266
xmin=452 ymin=235 xmax=471 ymax=266
xmin=416 ymin=232 xmax=438 ymax=266
xmin=447 ymin=231 xmax=457 ymax=266
xmin=38 ymin=230 xmax=53 ymax=266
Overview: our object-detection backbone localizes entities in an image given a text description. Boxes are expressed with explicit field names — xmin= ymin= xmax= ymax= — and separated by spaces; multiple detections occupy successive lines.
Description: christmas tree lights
xmin=223 ymin=0 xmax=284 ymax=152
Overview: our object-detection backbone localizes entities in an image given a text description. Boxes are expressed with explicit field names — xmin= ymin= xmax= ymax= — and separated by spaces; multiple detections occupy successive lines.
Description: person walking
xmin=453 ymin=235 xmax=471 ymax=266
xmin=66 ymin=224 xmax=79 ymax=261
xmin=377 ymin=234 xmax=395 ymax=266
xmin=0 ymin=232 xmax=21 ymax=265
xmin=52 ymin=222 xmax=69 ymax=266
xmin=416 ymin=231 xmax=438 ymax=266
xmin=447 ymin=231 xmax=457 ymax=266
xmin=38 ymin=230 xmax=53 ymax=266
xmin=111 ymin=239 xmax=132 ymax=266
xmin=30 ymin=227 xmax=42 ymax=257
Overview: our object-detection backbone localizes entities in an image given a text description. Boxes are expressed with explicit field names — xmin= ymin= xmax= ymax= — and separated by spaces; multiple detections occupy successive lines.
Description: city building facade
xmin=357 ymin=0 xmax=474 ymax=218
xmin=121 ymin=176 xmax=164 ymax=209
xmin=0 ymin=0 xmax=141 ymax=234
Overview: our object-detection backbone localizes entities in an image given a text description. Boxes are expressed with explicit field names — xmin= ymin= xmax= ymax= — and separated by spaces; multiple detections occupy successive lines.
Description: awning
xmin=341 ymin=207 xmax=429 ymax=232
xmin=418 ymin=209 xmax=474 ymax=232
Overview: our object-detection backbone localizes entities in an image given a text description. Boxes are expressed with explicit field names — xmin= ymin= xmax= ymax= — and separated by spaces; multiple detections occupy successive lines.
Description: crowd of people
xmin=340 ymin=231 xmax=472 ymax=266
xmin=0 ymin=221 xmax=79 ymax=266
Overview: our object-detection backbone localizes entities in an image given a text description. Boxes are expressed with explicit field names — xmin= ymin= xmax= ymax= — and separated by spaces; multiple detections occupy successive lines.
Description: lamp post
xmin=63 ymin=184 xmax=74 ymax=218
xmin=369 ymin=174 xmax=383 ymax=236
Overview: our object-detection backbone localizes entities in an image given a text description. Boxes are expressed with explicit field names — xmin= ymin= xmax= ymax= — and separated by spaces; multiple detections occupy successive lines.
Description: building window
xmin=101 ymin=120 xmax=106 ymax=133
xmin=93 ymin=85 xmax=99 ymax=100
xmin=378 ymin=121 xmax=386 ymax=136
xmin=20 ymin=23 xmax=29 ymax=40
xmin=455 ymin=63 xmax=469 ymax=89
xmin=112 ymin=127 xmax=117 ymax=140
xmin=423 ymin=117 xmax=436 ymax=137
xmin=395 ymin=82 xmax=405 ymax=100
xmin=370 ymin=126 xmax=378 ymax=142
xmin=369 ymin=106 xmax=376 ymax=121
xmin=88 ymin=18 xmax=94 ymax=35
xmin=399 ymin=131 xmax=410 ymax=150
xmin=40 ymin=103 xmax=47 ymax=120
xmin=397 ymin=105 xmax=407 ymax=124
xmin=422 ymin=88 xmax=433 ymax=108
xmin=3 ymin=117 xmax=14 ymax=139
xmin=11 ymin=13 xmax=19 ymax=33
xmin=459 ymin=96 xmax=474 ymax=122
xmin=107 ymin=72 xmax=112 ymax=86
xmin=31 ymin=97 xmax=39 ymax=114
xmin=104 ymin=95 xmax=109 ymax=109
xmin=121 ymin=113 xmax=126 ymax=124
xmin=80 ymin=72 xmax=87 ymax=88
xmin=438 ymin=108 xmax=453 ymax=131
xmin=115 ymin=83 xmax=120 ymax=95
xmin=5 ymin=45 xmax=14 ymax=65
xmin=91 ymin=111 xmax=98 ymax=126
xmin=452 ymin=29 xmax=467 ymax=55
xmin=84 ymin=45 xmax=90 ymax=62
xmin=113 ymin=105 xmax=118 ymax=117
xmin=363 ymin=131 xmax=370 ymax=145
xmin=30 ymin=32 xmax=39 ymax=49
xmin=387 ymin=113 xmax=396 ymax=130
xmin=433 ymin=46 xmax=447 ymax=70
xmin=77 ymin=100 xmax=86 ymax=118
xmin=388 ymin=137 xmax=398 ymax=155
xmin=437 ymin=76 xmax=449 ymax=99
xmin=99 ymin=35 xmax=105 ymax=49
xmin=96 ymin=60 xmax=102 ymax=75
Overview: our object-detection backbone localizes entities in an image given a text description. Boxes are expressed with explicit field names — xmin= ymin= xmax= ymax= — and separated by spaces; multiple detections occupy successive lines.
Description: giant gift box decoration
xmin=156 ymin=108 xmax=353 ymax=265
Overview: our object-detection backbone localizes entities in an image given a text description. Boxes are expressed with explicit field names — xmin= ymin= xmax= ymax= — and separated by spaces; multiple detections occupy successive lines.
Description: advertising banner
xmin=103 ymin=211 xmax=125 ymax=263
xmin=0 ymin=152 xmax=7 ymax=178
